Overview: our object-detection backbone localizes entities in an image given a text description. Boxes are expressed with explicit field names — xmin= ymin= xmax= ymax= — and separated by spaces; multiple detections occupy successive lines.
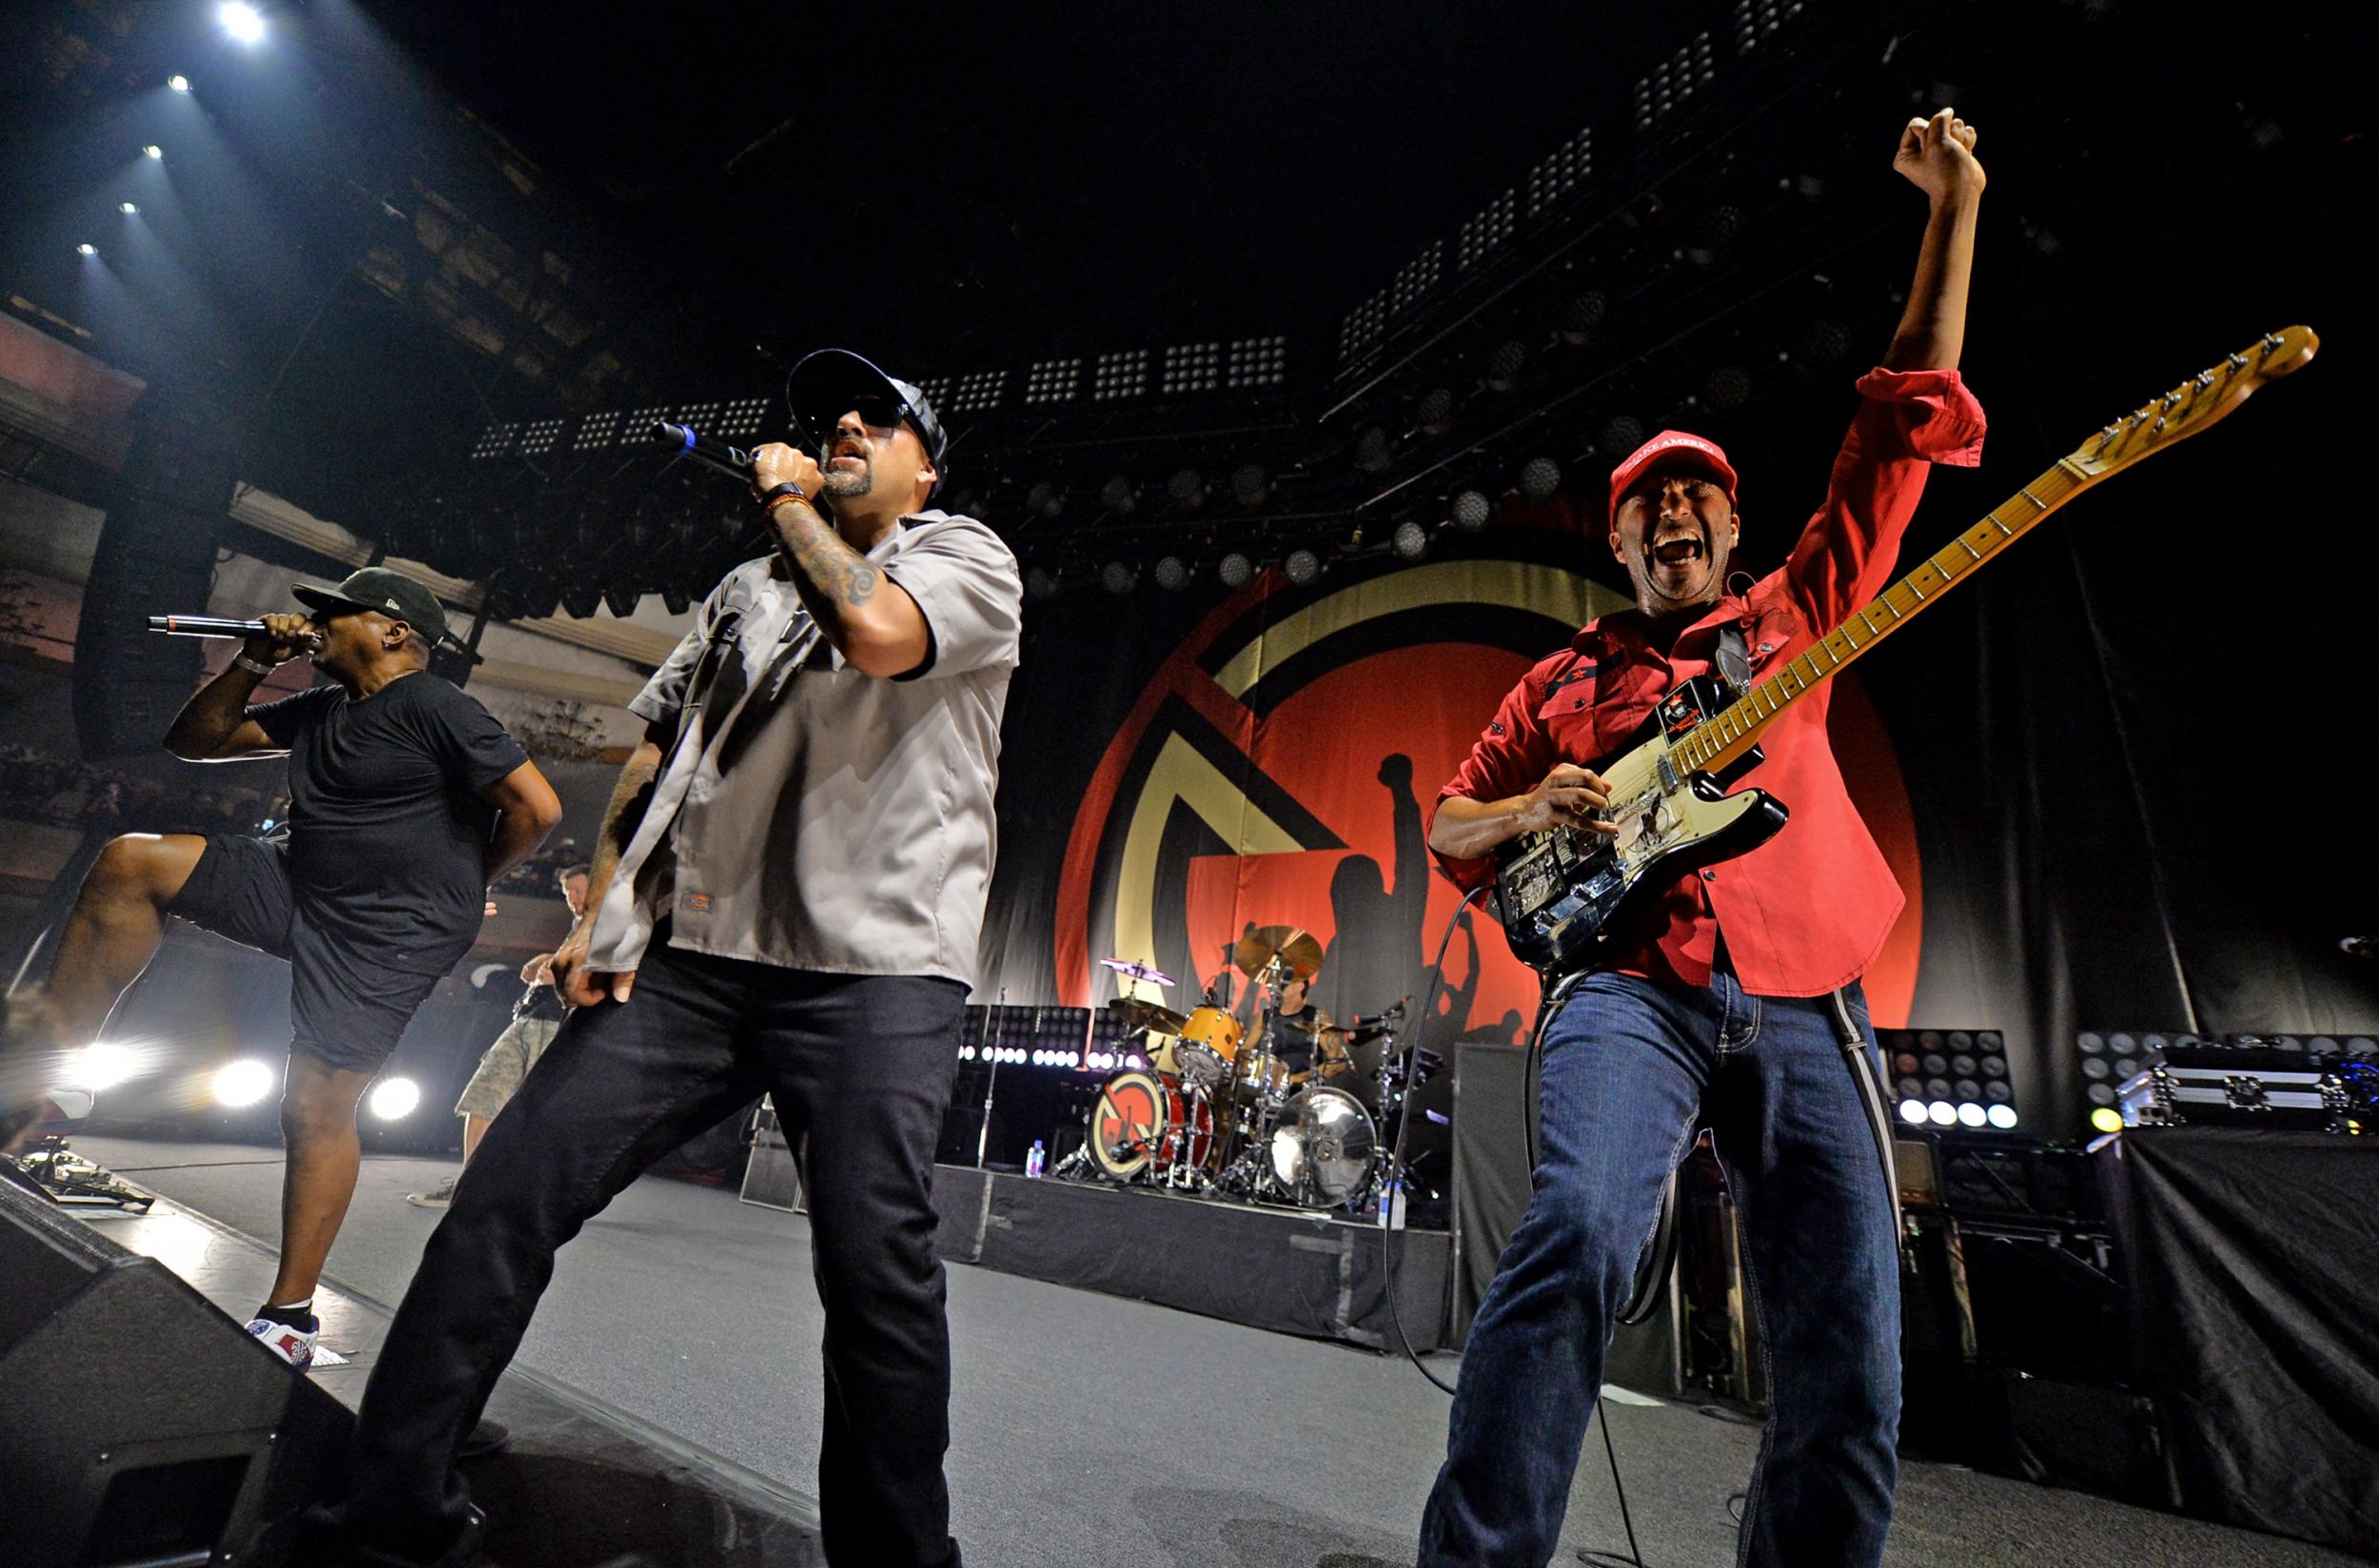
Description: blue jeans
xmin=1419 ymin=969 xmax=1900 ymax=1568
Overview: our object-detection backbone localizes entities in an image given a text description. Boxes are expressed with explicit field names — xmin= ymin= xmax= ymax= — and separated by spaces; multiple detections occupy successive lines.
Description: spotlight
xmin=1284 ymin=549 xmax=1321 ymax=587
xmin=2089 ymin=1107 xmax=2124 ymax=1134
xmin=70 ymin=1042 xmax=144 ymax=1092
xmin=1985 ymin=1104 xmax=2019 ymax=1130
xmin=1098 ymin=474 xmax=1138 ymax=515
xmin=367 ymin=1077 xmax=422 ymax=1121
xmin=1353 ymin=428 xmax=1391 ymax=473
xmin=1701 ymin=364 xmax=1752 ymax=412
xmin=1024 ymin=481 xmax=1064 ymax=519
xmin=1956 ymin=1103 xmax=1987 ymax=1128
xmin=1599 ymin=415 xmax=1645 ymax=455
xmin=1024 ymin=565 xmax=1059 ymax=599
xmin=1926 ymin=1100 xmax=1956 ymax=1127
xmin=1450 ymin=490 xmax=1491 ymax=532
xmin=167 ymin=74 xmax=191 ymax=93
xmin=1099 ymin=559 xmax=1137 ymax=596
xmin=120 ymin=202 xmax=139 ymax=215
xmin=213 ymin=1058 xmax=277 ymax=1107
xmin=218 ymin=2 xmax=266 ymax=45
xmin=1558 ymin=291 xmax=1609 ymax=344
xmin=76 ymin=243 xmax=97 ymax=257
xmin=1153 ymin=555 xmax=1191 ymax=592
xmin=1217 ymin=552 xmax=1254 ymax=589
xmin=1897 ymin=1099 xmax=1928 ymax=1126
xmin=602 ymin=585 xmax=639 ymax=618
xmin=1167 ymin=468 xmax=1206 ymax=507
xmin=1416 ymin=387 xmax=1455 ymax=435
xmin=1517 ymin=458 xmax=1562 ymax=500
xmin=143 ymin=144 xmax=163 ymax=160
xmin=660 ymin=585 xmax=692 ymax=616
xmin=1393 ymin=520 xmax=1430 ymax=560
xmin=1229 ymin=463 xmax=1268 ymax=506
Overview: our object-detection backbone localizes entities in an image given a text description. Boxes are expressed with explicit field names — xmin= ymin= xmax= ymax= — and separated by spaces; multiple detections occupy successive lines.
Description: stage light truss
xmin=624 ymin=405 xmax=672 ymax=443
xmin=1162 ymin=342 xmax=1222 ymax=395
xmin=951 ymin=369 xmax=1009 ymax=413
xmin=1226 ymin=335 xmax=1288 ymax=389
xmin=470 ymin=421 xmax=519 ymax=461
xmin=915 ymin=376 xmax=954 ymax=410
xmin=1635 ymin=32 xmax=1718 ymax=131
xmin=1390 ymin=243 xmax=1442 ymax=317
xmin=572 ymin=410 xmax=621 ymax=451
xmin=1456 ymin=188 xmax=1518 ymax=272
xmin=516 ymin=417 xmax=566 ymax=457
xmin=955 ymin=1004 xmax=1095 ymax=1069
xmin=1026 ymin=358 xmax=1083 ymax=404
xmin=1092 ymin=348 xmax=1150 ymax=402
xmin=1339 ymin=288 xmax=1388 ymax=363
xmin=1527 ymin=127 xmax=1594 ymax=216
xmin=717 ymin=397 xmax=770 ymax=438
xmin=674 ymin=402 xmax=719 ymax=435
xmin=1733 ymin=0 xmax=1805 ymax=55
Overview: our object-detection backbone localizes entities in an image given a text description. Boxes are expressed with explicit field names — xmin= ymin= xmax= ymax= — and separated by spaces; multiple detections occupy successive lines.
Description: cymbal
xmin=1233 ymin=924 xmax=1325 ymax=982
xmin=1098 ymin=956 xmax=1175 ymax=988
xmin=1107 ymin=995 xmax=1189 ymax=1036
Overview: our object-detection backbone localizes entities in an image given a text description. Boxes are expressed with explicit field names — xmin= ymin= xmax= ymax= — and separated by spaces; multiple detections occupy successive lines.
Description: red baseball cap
xmin=1607 ymin=429 xmax=1740 ymax=526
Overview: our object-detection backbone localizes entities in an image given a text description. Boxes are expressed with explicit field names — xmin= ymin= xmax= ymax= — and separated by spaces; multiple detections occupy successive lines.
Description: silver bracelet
xmin=233 ymin=653 xmax=279 ymax=676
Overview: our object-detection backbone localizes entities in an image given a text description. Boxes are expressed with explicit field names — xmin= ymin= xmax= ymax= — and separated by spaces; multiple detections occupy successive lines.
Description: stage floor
xmin=67 ymin=1133 xmax=2362 ymax=1568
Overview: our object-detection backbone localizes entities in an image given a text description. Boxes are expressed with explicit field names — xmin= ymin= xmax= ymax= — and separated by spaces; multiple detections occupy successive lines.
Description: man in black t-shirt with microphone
xmin=0 ymin=566 xmax=560 ymax=1369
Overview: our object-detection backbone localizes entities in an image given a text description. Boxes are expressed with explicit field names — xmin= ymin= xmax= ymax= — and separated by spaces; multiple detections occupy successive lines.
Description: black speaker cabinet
xmin=0 ymin=1172 xmax=348 ymax=1567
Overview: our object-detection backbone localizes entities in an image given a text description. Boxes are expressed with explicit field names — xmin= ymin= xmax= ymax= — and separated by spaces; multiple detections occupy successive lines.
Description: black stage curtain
xmin=2101 ymin=1128 xmax=2379 ymax=1558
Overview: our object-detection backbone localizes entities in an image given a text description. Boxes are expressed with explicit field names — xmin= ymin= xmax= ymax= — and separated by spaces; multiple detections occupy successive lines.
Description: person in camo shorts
xmin=405 ymin=862 xmax=590 ymax=1209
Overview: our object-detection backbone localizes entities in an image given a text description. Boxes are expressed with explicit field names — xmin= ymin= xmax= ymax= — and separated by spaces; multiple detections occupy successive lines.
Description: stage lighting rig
xmin=367 ymin=1078 xmax=422 ymax=1122
xmin=1229 ymin=463 xmax=1269 ymax=506
xmin=1283 ymin=549 xmax=1322 ymax=587
xmin=142 ymin=144 xmax=163 ymax=160
xmin=1098 ymin=474 xmax=1139 ymax=515
xmin=1165 ymin=469 xmax=1205 ymax=509
xmin=1484 ymin=340 xmax=1527 ymax=392
xmin=1098 ymin=560 xmax=1137 ymax=597
xmin=1217 ymin=552 xmax=1254 ymax=590
xmin=119 ymin=202 xmax=138 ymax=215
xmin=1392 ymin=521 xmax=1431 ymax=561
xmin=1450 ymin=491 xmax=1491 ymax=533
xmin=167 ymin=74 xmax=191 ymax=92
xmin=1517 ymin=458 xmax=1563 ymax=500
xmin=76 ymin=243 xmax=96 ymax=257
xmin=213 ymin=1059 xmax=276 ymax=1107
xmin=1152 ymin=556 xmax=1192 ymax=592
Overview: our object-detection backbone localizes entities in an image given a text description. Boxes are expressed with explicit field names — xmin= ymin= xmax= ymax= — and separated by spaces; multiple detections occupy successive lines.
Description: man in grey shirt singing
xmin=330 ymin=351 xmax=1019 ymax=1568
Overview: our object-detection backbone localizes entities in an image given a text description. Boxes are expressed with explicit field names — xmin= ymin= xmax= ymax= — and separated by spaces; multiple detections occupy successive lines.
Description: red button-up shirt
xmin=1432 ymin=366 xmax=1988 ymax=998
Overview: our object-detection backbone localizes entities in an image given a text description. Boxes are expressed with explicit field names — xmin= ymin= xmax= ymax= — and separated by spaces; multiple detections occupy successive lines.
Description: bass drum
xmin=1268 ymin=1086 xmax=1377 ymax=1206
xmin=1087 ymin=1070 xmax=1212 ymax=1182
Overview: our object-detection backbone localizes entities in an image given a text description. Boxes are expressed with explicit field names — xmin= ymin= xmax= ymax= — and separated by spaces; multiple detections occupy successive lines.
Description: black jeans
xmin=341 ymin=938 xmax=969 ymax=1568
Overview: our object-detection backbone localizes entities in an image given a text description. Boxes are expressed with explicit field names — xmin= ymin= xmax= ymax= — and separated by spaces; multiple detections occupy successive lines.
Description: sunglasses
xmin=795 ymin=394 xmax=913 ymax=445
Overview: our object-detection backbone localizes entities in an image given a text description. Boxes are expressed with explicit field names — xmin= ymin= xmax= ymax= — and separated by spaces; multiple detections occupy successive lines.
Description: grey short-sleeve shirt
xmin=582 ymin=510 xmax=1020 ymax=984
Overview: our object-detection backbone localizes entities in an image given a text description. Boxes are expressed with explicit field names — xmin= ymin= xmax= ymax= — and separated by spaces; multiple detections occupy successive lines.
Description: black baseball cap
xmin=292 ymin=567 xmax=452 ymax=645
xmin=786 ymin=348 xmax=949 ymax=486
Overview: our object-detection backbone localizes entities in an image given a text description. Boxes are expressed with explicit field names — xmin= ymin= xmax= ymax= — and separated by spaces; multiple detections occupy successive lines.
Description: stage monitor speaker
xmin=0 ymin=1170 xmax=348 ymax=1568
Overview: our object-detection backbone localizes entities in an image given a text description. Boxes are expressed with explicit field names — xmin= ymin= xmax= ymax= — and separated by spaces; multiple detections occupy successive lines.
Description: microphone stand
xmin=973 ymin=989 xmax=1004 ymax=1168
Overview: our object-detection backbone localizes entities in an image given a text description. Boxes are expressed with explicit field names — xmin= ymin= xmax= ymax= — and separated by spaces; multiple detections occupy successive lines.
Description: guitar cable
xmin=1382 ymin=884 xmax=1647 ymax=1567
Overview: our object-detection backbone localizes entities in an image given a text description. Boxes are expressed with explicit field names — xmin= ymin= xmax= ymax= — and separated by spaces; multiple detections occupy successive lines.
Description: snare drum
xmin=1087 ymin=1070 xmax=1213 ymax=1181
xmin=1173 ymin=1007 xmax=1245 ymax=1086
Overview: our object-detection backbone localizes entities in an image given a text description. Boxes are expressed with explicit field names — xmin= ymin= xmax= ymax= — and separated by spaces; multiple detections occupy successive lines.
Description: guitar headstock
xmin=2063 ymin=325 xmax=2317 ymax=483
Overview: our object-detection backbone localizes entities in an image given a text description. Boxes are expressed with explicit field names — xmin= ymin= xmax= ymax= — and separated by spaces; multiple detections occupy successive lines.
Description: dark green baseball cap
xmin=292 ymin=567 xmax=451 ymax=645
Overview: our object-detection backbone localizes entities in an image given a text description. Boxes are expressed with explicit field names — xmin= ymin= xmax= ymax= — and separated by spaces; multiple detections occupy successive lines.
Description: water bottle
xmin=1377 ymin=1177 xmax=1405 ymax=1229
xmin=1026 ymin=1140 xmax=1045 ymax=1178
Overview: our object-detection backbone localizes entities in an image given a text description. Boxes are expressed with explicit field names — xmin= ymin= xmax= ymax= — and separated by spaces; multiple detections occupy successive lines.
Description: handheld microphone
xmin=147 ymin=616 xmax=271 ymax=638
xmin=652 ymin=421 xmax=757 ymax=480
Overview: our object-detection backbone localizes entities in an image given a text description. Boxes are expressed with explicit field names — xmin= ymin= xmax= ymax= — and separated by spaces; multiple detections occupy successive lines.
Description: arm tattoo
xmin=769 ymin=498 xmax=878 ymax=633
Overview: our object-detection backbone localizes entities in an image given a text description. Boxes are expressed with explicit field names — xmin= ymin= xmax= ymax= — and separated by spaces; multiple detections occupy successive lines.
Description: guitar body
xmin=1491 ymin=675 xmax=1790 ymax=975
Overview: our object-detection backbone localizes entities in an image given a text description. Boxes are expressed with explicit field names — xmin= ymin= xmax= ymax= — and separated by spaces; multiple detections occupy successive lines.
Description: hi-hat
xmin=1108 ymin=996 xmax=1189 ymax=1036
xmin=1098 ymin=956 xmax=1175 ymax=988
xmin=1232 ymin=925 xmax=1324 ymax=982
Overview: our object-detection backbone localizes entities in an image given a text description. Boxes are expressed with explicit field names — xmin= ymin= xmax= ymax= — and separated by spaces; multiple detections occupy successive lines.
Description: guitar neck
xmin=1674 ymin=459 xmax=2090 ymax=775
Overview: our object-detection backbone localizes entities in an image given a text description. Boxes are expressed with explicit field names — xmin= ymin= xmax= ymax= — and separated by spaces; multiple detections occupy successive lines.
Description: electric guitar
xmin=1490 ymin=325 xmax=2319 ymax=976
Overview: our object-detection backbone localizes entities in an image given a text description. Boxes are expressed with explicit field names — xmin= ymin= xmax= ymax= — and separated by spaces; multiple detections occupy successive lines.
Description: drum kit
xmin=1061 ymin=931 xmax=1426 ymax=1213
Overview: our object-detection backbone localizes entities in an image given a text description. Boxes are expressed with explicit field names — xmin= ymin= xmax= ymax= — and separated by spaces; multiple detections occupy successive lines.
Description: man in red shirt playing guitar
xmin=1419 ymin=109 xmax=1987 ymax=1567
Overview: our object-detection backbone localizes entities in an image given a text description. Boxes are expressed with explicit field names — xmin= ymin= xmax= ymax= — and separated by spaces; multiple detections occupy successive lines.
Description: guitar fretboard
xmin=1672 ymin=460 xmax=2088 ymax=774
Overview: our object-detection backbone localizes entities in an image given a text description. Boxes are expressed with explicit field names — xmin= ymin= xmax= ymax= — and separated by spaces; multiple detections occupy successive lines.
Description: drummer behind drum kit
xmin=1054 ymin=930 xmax=1428 ymax=1213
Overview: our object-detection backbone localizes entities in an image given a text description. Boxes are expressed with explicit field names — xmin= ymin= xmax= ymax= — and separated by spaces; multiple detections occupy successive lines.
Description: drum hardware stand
xmin=973 ymin=987 xmax=1004 ymax=1169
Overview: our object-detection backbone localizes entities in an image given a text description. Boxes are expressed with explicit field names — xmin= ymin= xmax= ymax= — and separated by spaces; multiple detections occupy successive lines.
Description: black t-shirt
xmin=249 ymin=674 xmax=530 ymax=975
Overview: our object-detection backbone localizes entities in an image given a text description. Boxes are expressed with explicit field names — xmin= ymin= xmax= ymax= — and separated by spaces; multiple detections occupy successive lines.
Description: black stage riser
xmin=930 ymin=1165 xmax=1451 ymax=1352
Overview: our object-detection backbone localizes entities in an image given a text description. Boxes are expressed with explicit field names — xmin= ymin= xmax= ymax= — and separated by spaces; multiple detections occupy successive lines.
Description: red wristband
xmin=759 ymin=481 xmax=810 ymax=511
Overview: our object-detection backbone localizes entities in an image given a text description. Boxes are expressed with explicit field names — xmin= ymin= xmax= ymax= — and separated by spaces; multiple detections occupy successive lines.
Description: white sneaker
xmin=406 ymin=1177 xmax=459 ymax=1209
xmin=246 ymin=1316 xmax=317 ymax=1371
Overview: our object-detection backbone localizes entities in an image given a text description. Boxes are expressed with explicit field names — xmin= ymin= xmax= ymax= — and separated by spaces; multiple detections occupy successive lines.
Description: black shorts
xmin=167 ymin=835 xmax=443 ymax=1073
